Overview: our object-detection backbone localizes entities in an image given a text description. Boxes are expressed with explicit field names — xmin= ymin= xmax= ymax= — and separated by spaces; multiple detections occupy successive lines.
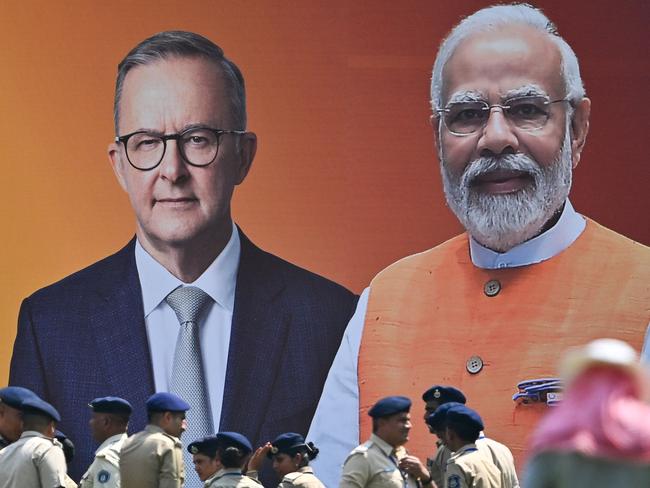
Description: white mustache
xmin=460 ymin=153 xmax=543 ymax=189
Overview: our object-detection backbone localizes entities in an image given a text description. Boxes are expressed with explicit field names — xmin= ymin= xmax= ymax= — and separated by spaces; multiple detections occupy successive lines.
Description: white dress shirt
xmin=135 ymin=221 xmax=240 ymax=431
xmin=307 ymin=201 xmax=585 ymax=487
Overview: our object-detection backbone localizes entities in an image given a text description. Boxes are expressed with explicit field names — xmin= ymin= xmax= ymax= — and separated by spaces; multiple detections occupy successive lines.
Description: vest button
xmin=484 ymin=279 xmax=501 ymax=297
xmin=466 ymin=355 xmax=483 ymax=374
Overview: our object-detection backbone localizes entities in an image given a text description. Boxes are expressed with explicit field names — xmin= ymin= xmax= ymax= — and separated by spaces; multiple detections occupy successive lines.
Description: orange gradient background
xmin=1 ymin=0 xmax=649 ymax=384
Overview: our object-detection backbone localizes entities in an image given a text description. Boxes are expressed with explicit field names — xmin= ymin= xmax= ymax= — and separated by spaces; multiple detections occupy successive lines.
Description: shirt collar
xmin=135 ymin=222 xmax=240 ymax=316
xmin=370 ymin=433 xmax=397 ymax=457
xmin=95 ymin=433 xmax=127 ymax=454
xmin=469 ymin=199 xmax=585 ymax=269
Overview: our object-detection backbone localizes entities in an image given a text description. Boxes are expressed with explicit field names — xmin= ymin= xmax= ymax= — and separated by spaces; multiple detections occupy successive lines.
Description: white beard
xmin=440 ymin=130 xmax=573 ymax=252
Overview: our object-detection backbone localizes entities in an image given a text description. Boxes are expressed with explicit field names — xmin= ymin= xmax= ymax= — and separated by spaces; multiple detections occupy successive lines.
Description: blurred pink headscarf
xmin=529 ymin=340 xmax=650 ymax=463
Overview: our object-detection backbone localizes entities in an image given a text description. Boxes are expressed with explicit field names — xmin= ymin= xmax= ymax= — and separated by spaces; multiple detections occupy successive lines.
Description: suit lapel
xmin=88 ymin=239 xmax=154 ymax=431
xmin=220 ymin=229 xmax=288 ymax=441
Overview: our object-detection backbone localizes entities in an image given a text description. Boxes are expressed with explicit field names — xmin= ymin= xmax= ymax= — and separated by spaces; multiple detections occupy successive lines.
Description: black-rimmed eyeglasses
xmin=436 ymin=96 xmax=571 ymax=136
xmin=115 ymin=126 xmax=246 ymax=171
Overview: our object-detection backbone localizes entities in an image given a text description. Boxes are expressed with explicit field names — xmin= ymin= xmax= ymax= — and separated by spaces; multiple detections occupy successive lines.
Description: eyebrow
xmin=502 ymin=84 xmax=549 ymax=100
xmin=126 ymin=123 xmax=216 ymax=136
xmin=446 ymin=90 xmax=485 ymax=105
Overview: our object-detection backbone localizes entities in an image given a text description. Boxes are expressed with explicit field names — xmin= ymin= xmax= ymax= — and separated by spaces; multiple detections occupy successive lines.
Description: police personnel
xmin=194 ymin=432 xmax=260 ymax=487
xmin=80 ymin=397 xmax=132 ymax=488
xmin=119 ymin=392 xmax=189 ymax=488
xmin=339 ymin=396 xmax=419 ymax=488
xmin=444 ymin=405 xmax=501 ymax=488
xmin=418 ymin=386 xmax=519 ymax=487
xmin=188 ymin=436 xmax=222 ymax=484
xmin=420 ymin=386 xmax=466 ymax=487
xmin=0 ymin=386 xmax=38 ymax=450
xmin=0 ymin=397 xmax=70 ymax=488
xmin=248 ymin=432 xmax=325 ymax=487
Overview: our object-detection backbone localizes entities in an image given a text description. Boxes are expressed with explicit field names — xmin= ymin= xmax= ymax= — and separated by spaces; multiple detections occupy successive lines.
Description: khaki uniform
xmin=0 ymin=430 xmax=69 ymax=488
xmin=79 ymin=433 xmax=127 ymax=488
xmin=445 ymin=444 xmax=501 ymax=488
xmin=279 ymin=466 xmax=325 ymax=487
xmin=204 ymin=468 xmax=262 ymax=487
xmin=476 ymin=436 xmax=519 ymax=488
xmin=427 ymin=440 xmax=452 ymax=488
xmin=340 ymin=433 xmax=418 ymax=487
xmin=119 ymin=425 xmax=184 ymax=488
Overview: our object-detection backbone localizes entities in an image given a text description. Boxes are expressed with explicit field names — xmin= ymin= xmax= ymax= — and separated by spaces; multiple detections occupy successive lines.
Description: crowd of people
xmin=2 ymin=337 xmax=649 ymax=488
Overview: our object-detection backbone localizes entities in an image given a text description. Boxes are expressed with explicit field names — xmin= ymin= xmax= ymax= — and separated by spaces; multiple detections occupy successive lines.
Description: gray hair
xmin=431 ymin=3 xmax=585 ymax=112
xmin=114 ymin=31 xmax=246 ymax=134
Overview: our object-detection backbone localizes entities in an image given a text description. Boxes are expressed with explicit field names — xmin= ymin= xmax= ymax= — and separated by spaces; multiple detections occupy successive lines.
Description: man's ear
xmin=234 ymin=131 xmax=257 ymax=185
xmin=108 ymin=142 xmax=129 ymax=192
xmin=570 ymin=97 xmax=590 ymax=169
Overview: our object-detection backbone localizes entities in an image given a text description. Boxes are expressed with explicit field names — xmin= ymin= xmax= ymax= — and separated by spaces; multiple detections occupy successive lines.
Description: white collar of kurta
xmin=135 ymin=221 xmax=241 ymax=316
xmin=20 ymin=431 xmax=49 ymax=440
xmin=469 ymin=199 xmax=585 ymax=269
xmin=94 ymin=432 xmax=126 ymax=455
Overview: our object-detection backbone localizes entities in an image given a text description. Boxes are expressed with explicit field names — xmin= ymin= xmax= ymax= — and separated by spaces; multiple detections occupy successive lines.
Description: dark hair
xmin=114 ymin=30 xmax=246 ymax=134
xmin=219 ymin=446 xmax=247 ymax=468
xmin=446 ymin=419 xmax=481 ymax=443
xmin=284 ymin=441 xmax=319 ymax=466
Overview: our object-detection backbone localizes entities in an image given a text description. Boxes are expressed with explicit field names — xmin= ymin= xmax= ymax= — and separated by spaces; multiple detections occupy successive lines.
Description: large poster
xmin=2 ymin=0 xmax=648 ymax=484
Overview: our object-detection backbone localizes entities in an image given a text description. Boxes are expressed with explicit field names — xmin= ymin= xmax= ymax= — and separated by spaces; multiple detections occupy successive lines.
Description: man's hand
xmin=399 ymin=454 xmax=432 ymax=482
xmin=246 ymin=442 xmax=272 ymax=473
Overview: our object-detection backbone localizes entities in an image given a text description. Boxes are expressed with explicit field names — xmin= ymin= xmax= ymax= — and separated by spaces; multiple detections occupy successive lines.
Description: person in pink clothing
xmin=524 ymin=338 xmax=650 ymax=487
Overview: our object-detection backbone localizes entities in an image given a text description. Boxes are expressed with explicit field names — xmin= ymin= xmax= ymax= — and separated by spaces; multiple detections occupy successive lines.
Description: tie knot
xmin=165 ymin=286 xmax=213 ymax=324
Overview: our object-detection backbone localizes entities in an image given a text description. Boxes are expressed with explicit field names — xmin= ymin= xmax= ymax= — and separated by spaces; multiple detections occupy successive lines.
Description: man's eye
xmin=508 ymin=102 xmax=547 ymax=119
xmin=133 ymin=137 xmax=161 ymax=151
xmin=456 ymin=108 xmax=483 ymax=120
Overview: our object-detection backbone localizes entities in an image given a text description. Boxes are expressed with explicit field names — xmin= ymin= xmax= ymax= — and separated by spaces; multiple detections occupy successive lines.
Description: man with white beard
xmin=306 ymin=4 xmax=650 ymax=487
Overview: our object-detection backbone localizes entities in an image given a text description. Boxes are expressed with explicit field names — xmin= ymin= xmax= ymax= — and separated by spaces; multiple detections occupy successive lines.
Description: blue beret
xmin=216 ymin=431 xmax=253 ymax=454
xmin=146 ymin=392 xmax=190 ymax=412
xmin=268 ymin=432 xmax=306 ymax=457
xmin=446 ymin=404 xmax=484 ymax=432
xmin=188 ymin=435 xmax=219 ymax=456
xmin=368 ymin=396 xmax=411 ymax=418
xmin=89 ymin=396 xmax=133 ymax=415
xmin=426 ymin=401 xmax=464 ymax=430
xmin=0 ymin=386 xmax=38 ymax=409
xmin=21 ymin=397 xmax=61 ymax=422
xmin=422 ymin=385 xmax=466 ymax=404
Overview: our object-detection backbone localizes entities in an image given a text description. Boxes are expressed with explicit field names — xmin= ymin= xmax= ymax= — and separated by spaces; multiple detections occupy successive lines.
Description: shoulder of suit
xmin=371 ymin=233 xmax=467 ymax=285
xmin=24 ymin=240 xmax=135 ymax=304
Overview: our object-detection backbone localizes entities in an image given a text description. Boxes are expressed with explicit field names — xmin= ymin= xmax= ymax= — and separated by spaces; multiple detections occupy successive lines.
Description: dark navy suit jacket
xmin=10 ymin=229 xmax=357 ymax=485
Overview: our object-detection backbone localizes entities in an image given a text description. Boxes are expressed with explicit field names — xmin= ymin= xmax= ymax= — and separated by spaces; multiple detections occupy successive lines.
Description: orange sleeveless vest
xmin=358 ymin=219 xmax=650 ymax=469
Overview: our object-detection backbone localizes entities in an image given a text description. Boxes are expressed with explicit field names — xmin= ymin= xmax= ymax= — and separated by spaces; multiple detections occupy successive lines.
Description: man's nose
xmin=159 ymin=140 xmax=190 ymax=182
xmin=476 ymin=107 xmax=519 ymax=157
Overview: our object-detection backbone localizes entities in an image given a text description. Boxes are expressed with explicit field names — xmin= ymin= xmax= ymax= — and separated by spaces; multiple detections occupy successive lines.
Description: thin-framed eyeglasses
xmin=115 ymin=126 xmax=246 ymax=171
xmin=436 ymin=95 xmax=571 ymax=136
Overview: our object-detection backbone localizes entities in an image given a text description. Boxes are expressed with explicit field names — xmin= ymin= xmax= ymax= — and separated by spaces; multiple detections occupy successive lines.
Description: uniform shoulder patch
xmin=97 ymin=470 xmax=111 ymax=483
xmin=447 ymin=474 xmax=461 ymax=488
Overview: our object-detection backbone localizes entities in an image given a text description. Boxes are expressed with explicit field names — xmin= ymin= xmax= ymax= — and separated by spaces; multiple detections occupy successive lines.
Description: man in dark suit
xmin=10 ymin=31 xmax=356 ymax=486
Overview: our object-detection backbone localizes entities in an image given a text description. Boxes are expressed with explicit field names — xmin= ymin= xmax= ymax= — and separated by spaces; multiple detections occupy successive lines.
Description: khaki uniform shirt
xmin=0 ymin=430 xmax=69 ymax=488
xmin=279 ymin=466 xmax=326 ymax=488
xmin=79 ymin=433 xmax=127 ymax=488
xmin=119 ymin=425 xmax=184 ymax=488
xmin=427 ymin=440 xmax=452 ymax=488
xmin=445 ymin=444 xmax=501 ymax=488
xmin=204 ymin=468 xmax=262 ymax=487
xmin=340 ymin=433 xmax=418 ymax=488
xmin=476 ymin=436 xmax=519 ymax=488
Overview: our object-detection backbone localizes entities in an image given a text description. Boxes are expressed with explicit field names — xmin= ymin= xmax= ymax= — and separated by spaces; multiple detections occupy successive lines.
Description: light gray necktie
xmin=166 ymin=285 xmax=213 ymax=488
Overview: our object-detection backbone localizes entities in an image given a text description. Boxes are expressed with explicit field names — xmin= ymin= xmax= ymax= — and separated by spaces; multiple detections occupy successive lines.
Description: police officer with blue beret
xmin=0 ymin=396 xmax=71 ymax=488
xmin=120 ymin=392 xmax=190 ymax=488
xmin=443 ymin=405 xmax=501 ymax=488
xmin=340 ymin=396 xmax=419 ymax=487
xmin=188 ymin=432 xmax=260 ymax=487
xmin=79 ymin=396 xmax=132 ymax=488
xmin=0 ymin=386 xmax=38 ymax=450
xmin=247 ymin=432 xmax=325 ymax=487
